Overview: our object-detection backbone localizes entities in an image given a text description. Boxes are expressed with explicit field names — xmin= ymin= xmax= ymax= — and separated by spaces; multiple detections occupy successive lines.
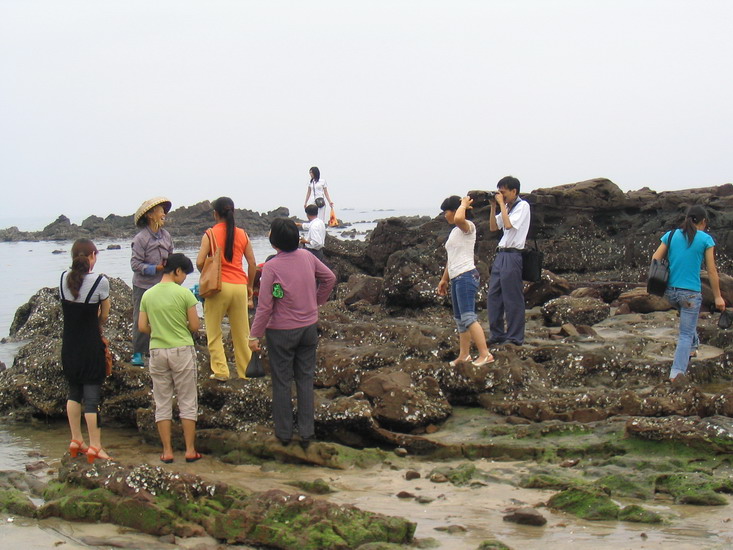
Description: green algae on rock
xmin=655 ymin=473 xmax=733 ymax=506
xmin=0 ymin=487 xmax=36 ymax=517
xmin=618 ymin=504 xmax=663 ymax=524
xmin=477 ymin=540 xmax=514 ymax=550
xmin=548 ymin=487 xmax=620 ymax=520
xmin=285 ymin=478 xmax=335 ymax=494
xmin=37 ymin=457 xmax=416 ymax=548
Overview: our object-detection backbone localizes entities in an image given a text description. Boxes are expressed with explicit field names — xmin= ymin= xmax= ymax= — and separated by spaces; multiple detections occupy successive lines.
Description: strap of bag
xmin=507 ymin=196 xmax=522 ymax=214
xmin=666 ymin=229 xmax=675 ymax=256
xmin=206 ymin=229 xmax=219 ymax=256
xmin=59 ymin=271 xmax=67 ymax=300
xmin=85 ymin=274 xmax=104 ymax=304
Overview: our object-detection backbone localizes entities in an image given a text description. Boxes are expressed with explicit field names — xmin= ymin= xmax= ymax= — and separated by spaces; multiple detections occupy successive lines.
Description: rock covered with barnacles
xmin=34 ymin=456 xmax=416 ymax=547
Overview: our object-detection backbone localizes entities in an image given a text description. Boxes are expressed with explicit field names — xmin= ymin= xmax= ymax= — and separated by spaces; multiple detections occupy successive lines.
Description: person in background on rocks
xmin=437 ymin=196 xmax=495 ymax=367
xmin=297 ymin=204 xmax=326 ymax=261
xmin=487 ymin=176 xmax=531 ymax=346
xmin=131 ymin=197 xmax=173 ymax=367
xmin=651 ymin=205 xmax=726 ymax=382
xmin=303 ymin=166 xmax=334 ymax=222
xmin=248 ymin=218 xmax=336 ymax=449
xmin=196 ymin=197 xmax=257 ymax=381
xmin=60 ymin=239 xmax=113 ymax=464
xmin=138 ymin=253 xmax=202 ymax=463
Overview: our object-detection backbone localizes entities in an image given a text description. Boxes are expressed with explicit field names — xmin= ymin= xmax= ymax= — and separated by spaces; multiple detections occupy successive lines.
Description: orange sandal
xmin=68 ymin=439 xmax=88 ymax=458
xmin=86 ymin=446 xmax=113 ymax=464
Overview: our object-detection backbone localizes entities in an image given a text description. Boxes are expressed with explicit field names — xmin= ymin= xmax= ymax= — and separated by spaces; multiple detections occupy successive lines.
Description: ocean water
xmin=0 ymin=207 xmax=435 ymax=366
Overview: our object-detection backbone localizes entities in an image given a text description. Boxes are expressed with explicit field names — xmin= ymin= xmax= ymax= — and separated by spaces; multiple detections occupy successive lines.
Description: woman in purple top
xmin=249 ymin=218 xmax=336 ymax=449
xmin=130 ymin=197 xmax=173 ymax=366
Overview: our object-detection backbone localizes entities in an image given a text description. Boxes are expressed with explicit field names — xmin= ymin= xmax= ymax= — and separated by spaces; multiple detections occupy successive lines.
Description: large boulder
xmin=358 ymin=369 xmax=452 ymax=431
xmin=542 ymin=296 xmax=611 ymax=327
xmin=383 ymin=247 xmax=443 ymax=308
xmin=616 ymin=288 xmax=674 ymax=314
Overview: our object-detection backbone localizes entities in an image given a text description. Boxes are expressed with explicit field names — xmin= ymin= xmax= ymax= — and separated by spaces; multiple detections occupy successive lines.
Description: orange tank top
xmin=209 ymin=222 xmax=249 ymax=284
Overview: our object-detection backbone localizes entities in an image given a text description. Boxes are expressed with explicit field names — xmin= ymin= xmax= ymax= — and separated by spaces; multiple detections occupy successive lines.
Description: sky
xmin=1 ymin=1 xmax=731 ymax=229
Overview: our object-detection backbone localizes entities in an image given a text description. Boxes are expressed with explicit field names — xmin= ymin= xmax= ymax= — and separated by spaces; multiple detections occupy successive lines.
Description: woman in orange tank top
xmin=196 ymin=197 xmax=257 ymax=380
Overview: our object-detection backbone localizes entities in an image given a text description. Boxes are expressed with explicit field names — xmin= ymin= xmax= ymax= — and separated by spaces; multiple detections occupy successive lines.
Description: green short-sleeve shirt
xmin=140 ymin=282 xmax=199 ymax=349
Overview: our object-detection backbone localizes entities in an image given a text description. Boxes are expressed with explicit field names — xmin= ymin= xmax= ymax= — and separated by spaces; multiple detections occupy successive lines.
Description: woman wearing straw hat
xmin=130 ymin=197 xmax=173 ymax=366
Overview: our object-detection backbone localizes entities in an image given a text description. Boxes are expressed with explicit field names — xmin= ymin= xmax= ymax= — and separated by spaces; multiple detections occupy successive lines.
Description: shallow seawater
xmin=2 ymin=422 xmax=733 ymax=550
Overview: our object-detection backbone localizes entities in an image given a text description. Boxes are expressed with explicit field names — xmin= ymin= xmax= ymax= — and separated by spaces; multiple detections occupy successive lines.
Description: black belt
xmin=497 ymin=247 xmax=522 ymax=253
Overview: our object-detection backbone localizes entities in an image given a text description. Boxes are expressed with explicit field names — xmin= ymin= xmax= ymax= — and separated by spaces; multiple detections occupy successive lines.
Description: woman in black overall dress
xmin=60 ymin=239 xmax=113 ymax=463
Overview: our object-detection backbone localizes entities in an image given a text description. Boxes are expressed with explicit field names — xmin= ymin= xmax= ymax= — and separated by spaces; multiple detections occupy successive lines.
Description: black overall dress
xmin=59 ymin=272 xmax=107 ymax=385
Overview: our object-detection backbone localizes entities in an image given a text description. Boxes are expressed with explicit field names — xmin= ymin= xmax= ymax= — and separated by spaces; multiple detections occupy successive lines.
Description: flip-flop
xmin=185 ymin=452 xmax=203 ymax=463
xmin=160 ymin=456 xmax=174 ymax=464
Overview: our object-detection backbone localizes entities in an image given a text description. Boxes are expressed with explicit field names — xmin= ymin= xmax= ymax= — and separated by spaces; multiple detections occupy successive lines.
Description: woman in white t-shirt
xmin=303 ymin=166 xmax=334 ymax=222
xmin=437 ymin=196 xmax=494 ymax=367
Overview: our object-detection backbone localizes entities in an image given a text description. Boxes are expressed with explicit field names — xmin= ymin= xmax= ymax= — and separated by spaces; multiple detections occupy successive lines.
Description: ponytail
xmin=681 ymin=205 xmax=708 ymax=247
xmin=67 ymin=239 xmax=97 ymax=299
xmin=212 ymin=197 xmax=236 ymax=262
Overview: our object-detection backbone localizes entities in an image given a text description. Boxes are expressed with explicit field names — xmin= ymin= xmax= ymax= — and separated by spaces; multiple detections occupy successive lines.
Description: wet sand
xmin=2 ymin=422 xmax=733 ymax=549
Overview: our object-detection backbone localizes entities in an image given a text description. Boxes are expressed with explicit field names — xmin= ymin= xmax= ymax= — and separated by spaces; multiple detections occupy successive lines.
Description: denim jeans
xmin=664 ymin=287 xmax=702 ymax=379
xmin=450 ymin=269 xmax=480 ymax=332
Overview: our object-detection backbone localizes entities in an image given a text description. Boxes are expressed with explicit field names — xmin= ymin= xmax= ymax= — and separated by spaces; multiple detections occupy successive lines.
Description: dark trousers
xmin=265 ymin=323 xmax=318 ymax=441
xmin=306 ymin=247 xmax=325 ymax=262
xmin=487 ymin=251 xmax=525 ymax=345
xmin=132 ymin=285 xmax=150 ymax=355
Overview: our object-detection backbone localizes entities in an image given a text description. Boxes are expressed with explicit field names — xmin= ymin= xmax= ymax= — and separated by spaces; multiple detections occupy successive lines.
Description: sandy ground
xmin=2 ymin=421 xmax=733 ymax=549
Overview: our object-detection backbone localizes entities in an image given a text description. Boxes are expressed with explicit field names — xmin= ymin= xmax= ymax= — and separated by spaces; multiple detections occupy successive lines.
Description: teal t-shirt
xmin=663 ymin=229 xmax=715 ymax=292
xmin=140 ymin=282 xmax=199 ymax=349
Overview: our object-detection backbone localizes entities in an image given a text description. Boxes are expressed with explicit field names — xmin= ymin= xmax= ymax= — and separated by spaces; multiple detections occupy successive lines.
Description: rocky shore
xmin=1 ymin=178 xmax=733 ymax=549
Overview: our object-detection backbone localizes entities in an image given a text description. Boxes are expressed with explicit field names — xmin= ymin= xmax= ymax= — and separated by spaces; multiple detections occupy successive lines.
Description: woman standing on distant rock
xmin=60 ymin=239 xmax=113 ymax=463
xmin=651 ymin=205 xmax=726 ymax=381
xmin=196 ymin=197 xmax=257 ymax=380
xmin=437 ymin=195 xmax=494 ymax=367
xmin=130 ymin=197 xmax=173 ymax=367
xmin=303 ymin=166 xmax=334 ymax=222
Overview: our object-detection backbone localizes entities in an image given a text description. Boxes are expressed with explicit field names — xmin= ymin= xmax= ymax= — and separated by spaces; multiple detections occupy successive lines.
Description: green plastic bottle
xmin=272 ymin=283 xmax=284 ymax=299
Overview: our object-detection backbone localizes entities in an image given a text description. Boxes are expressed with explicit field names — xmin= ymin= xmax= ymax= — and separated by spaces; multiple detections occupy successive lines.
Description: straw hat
xmin=134 ymin=197 xmax=172 ymax=225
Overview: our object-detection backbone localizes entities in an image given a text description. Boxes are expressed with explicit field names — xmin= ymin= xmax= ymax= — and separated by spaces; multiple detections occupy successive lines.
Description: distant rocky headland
xmin=0 ymin=201 xmax=293 ymax=242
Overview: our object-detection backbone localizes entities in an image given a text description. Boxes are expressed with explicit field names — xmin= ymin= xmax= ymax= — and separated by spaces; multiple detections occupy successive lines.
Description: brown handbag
xmin=102 ymin=336 xmax=113 ymax=376
xmin=199 ymin=228 xmax=222 ymax=298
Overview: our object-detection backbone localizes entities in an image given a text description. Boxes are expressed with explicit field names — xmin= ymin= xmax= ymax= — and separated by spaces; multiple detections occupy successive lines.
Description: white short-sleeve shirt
xmin=445 ymin=220 xmax=476 ymax=279
xmin=496 ymin=198 xmax=531 ymax=249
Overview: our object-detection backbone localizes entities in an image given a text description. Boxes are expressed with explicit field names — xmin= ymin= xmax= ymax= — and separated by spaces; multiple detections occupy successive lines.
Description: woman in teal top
xmin=651 ymin=205 xmax=726 ymax=381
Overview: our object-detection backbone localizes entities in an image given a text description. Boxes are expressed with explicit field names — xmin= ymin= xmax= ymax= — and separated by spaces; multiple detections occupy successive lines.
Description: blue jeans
xmin=450 ymin=269 xmax=480 ymax=332
xmin=664 ymin=287 xmax=702 ymax=379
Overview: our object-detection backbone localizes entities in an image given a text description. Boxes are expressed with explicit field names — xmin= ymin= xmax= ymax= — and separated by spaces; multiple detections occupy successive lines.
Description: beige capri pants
xmin=149 ymin=346 xmax=198 ymax=422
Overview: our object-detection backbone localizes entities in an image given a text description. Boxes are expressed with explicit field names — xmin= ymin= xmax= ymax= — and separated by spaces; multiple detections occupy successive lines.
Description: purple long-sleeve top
xmin=130 ymin=227 xmax=173 ymax=289
xmin=250 ymin=249 xmax=336 ymax=337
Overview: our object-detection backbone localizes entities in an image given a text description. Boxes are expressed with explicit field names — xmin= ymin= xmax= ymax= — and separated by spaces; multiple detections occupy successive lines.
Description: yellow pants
xmin=203 ymin=282 xmax=252 ymax=379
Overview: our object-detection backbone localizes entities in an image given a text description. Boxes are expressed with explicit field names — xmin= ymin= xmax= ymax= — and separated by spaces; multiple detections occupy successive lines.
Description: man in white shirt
xmin=488 ymin=176 xmax=531 ymax=345
xmin=298 ymin=204 xmax=327 ymax=262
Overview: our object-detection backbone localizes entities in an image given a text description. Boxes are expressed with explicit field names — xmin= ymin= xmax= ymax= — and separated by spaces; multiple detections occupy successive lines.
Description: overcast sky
xmin=1 ymin=1 xmax=731 ymax=228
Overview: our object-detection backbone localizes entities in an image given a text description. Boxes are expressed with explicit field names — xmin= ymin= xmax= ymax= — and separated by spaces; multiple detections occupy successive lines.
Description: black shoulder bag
xmin=506 ymin=198 xmax=543 ymax=283
xmin=647 ymin=229 xmax=675 ymax=296
xmin=521 ymin=238 xmax=543 ymax=283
